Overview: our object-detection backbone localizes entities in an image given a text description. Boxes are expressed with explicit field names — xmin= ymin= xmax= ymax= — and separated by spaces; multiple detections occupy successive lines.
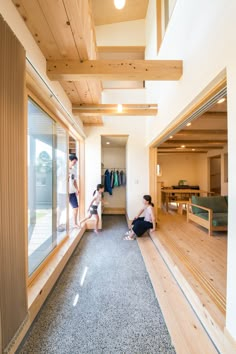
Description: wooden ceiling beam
xmin=47 ymin=59 xmax=183 ymax=81
xmin=97 ymin=46 xmax=146 ymax=53
xmin=73 ymin=104 xmax=158 ymax=116
xmin=202 ymin=112 xmax=227 ymax=118
xmin=176 ymin=129 xmax=227 ymax=136
xmin=158 ymin=146 xmax=224 ymax=150
xmin=163 ymin=140 xmax=227 ymax=145
xmin=158 ymin=151 xmax=208 ymax=154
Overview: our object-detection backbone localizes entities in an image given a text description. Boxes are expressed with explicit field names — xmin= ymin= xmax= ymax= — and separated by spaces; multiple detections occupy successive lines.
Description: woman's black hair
xmin=143 ymin=195 xmax=154 ymax=207
xmin=69 ymin=154 xmax=78 ymax=161
xmin=93 ymin=184 xmax=104 ymax=196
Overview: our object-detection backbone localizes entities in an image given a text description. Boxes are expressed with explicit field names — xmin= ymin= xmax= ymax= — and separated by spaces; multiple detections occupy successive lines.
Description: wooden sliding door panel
xmin=0 ymin=15 xmax=27 ymax=351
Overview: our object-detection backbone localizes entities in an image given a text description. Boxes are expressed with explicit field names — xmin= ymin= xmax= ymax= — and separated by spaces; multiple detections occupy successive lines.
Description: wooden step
xmin=137 ymin=236 xmax=218 ymax=354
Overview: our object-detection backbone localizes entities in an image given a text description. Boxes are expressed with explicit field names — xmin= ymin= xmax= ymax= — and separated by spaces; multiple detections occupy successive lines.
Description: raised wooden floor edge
xmin=137 ymin=236 xmax=218 ymax=354
xmin=147 ymin=231 xmax=235 ymax=354
xmin=5 ymin=226 xmax=86 ymax=354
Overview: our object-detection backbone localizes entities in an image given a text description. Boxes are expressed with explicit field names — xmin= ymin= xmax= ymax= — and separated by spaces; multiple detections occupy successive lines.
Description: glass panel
xmin=69 ymin=137 xmax=79 ymax=230
xmin=56 ymin=125 xmax=68 ymax=242
xmin=28 ymin=99 xmax=55 ymax=275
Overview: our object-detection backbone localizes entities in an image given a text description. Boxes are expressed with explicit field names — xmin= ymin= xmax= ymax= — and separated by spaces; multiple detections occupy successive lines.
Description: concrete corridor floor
xmin=19 ymin=215 xmax=175 ymax=354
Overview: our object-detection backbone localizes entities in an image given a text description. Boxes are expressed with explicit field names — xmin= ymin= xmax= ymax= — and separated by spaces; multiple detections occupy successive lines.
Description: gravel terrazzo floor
xmin=18 ymin=215 xmax=176 ymax=354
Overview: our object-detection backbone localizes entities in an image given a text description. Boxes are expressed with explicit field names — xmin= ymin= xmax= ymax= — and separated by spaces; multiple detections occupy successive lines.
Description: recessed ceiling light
xmin=181 ymin=145 xmax=186 ymax=148
xmin=217 ymin=97 xmax=226 ymax=104
xmin=169 ymin=135 xmax=173 ymax=139
xmin=192 ymin=148 xmax=196 ymax=151
xmin=117 ymin=104 xmax=123 ymax=113
xmin=114 ymin=0 xmax=126 ymax=10
xmin=106 ymin=142 xmax=110 ymax=145
xmin=186 ymin=122 xmax=191 ymax=126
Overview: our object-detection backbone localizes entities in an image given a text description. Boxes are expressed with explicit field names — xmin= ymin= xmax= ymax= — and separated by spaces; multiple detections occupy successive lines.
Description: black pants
xmin=132 ymin=217 xmax=153 ymax=237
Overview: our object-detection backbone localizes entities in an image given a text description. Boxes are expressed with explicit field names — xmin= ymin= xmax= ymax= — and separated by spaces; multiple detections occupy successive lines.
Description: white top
xmin=92 ymin=191 xmax=102 ymax=206
xmin=144 ymin=205 xmax=153 ymax=223
xmin=69 ymin=166 xmax=77 ymax=194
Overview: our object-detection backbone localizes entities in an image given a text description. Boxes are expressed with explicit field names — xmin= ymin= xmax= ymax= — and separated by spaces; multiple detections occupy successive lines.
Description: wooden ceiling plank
xmin=60 ymin=81 xmax=82 ymax=103
xmin=87 ymin=80 xmax=102 ymax=104
xmin=12 ymin=0 xmax=62 ymax=59
xmin=37 ymin=0 xmax=79 ymax=59
xmin=47 ymin=59 xmax=183 ymax=81
xmin=74 ymin=81 xmax=93 ymax=104
xmin=62 ymin=0 xmax=89 ymax=61
xmin=98 ymin=46 xmax=146 ymax=53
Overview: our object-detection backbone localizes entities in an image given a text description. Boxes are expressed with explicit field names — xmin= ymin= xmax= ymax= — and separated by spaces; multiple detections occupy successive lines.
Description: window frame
xmin=26 ymin=90 xmax=76 ymax=285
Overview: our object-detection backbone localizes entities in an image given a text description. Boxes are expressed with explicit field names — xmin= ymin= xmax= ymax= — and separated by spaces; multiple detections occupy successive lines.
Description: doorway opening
xmin=209 ymin=155 xmax=221 ymax=195
xmin=101 ymin=135 xmax=128 ymax=215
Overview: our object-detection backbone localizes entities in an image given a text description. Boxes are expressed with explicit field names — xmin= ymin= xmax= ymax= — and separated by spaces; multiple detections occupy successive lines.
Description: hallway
xmin=19 ymin=216 xmax=175 ymax=354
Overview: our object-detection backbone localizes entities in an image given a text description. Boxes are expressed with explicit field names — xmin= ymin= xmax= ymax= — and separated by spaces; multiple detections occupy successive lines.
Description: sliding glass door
xmin=28 ymin=98 xmax=68 ymax=275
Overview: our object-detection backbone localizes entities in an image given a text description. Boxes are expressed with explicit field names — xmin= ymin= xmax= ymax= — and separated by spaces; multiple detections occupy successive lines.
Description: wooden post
xmin=149 ymin=147 xmax=158 ymax=222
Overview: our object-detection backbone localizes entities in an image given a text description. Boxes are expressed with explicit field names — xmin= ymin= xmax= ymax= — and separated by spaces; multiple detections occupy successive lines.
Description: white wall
xmin=95 ymin=19 xmax=146 ymax=46
xmin=102 ymin=147 xmax=126 ymax=209
xmin=157 ymin=153 xmax=207 ymax=189
xmin=85 ymin=112 xmax=149 ymax=220
xmin=145 ymin=0 xmax=236 ymax=340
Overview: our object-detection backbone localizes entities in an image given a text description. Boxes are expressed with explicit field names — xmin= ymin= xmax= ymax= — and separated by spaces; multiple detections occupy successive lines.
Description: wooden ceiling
xmin=158 ymin=98 xmax=228 ymax=154
xmin=13 ymin=0 xmax=182 ymax=127
xmin=13 ymin=0 xmax=104 ymax=126
xmin=91 ymin=0 xmax=149 ymax=26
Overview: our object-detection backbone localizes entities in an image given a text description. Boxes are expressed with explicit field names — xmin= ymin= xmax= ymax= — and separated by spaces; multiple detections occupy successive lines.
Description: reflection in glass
xmin=56 ymin=125 xmax=68 ymax=242
xmin=28 ymin=99 xmax=68 ymax=275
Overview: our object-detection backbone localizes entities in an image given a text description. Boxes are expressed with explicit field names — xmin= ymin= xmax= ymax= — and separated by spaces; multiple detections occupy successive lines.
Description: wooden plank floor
xmin=137 ymin=236 xmax=218 ymax=354
xmin=146 ymin=211 xmax=228 ymax=353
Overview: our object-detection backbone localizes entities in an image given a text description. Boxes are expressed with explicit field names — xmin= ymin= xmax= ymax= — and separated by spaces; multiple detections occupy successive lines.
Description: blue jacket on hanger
xmin=104 ymin=169 xmax=112 ymax=195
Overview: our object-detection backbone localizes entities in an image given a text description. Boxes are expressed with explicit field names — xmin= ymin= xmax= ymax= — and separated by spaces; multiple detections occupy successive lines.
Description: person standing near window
xmin=69 ymin=155 xmax=79 ymax=228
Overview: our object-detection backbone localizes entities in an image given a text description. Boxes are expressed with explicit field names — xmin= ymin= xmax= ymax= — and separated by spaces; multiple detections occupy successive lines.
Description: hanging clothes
xmin=117 ymin=170 xmax=121 ymax=186
xmin=110 ymin=171 xmax=114 ymax=188
xmin=113 ymin=171 xmax=119 ymax=187
xmin=120 ymin=170 xmax=126 ymax=185
xmin=104 ymin=169 xmax=112 ymax=195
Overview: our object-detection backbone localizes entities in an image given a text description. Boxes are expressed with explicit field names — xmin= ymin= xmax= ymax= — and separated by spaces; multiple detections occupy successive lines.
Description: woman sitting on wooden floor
xmin=124 ymin=195 xmax=156 ymax=240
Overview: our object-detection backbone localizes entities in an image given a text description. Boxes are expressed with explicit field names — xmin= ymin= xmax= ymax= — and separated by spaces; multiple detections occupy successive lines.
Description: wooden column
xmin=0 ymin=15 xmax=27 ymax=351
xmin=149 ymin=147 xmax=158 ymax=220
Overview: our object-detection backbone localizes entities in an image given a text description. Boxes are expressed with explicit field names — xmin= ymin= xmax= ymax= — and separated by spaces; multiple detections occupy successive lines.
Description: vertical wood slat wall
xmin=0 ymin=15 xmax=27 ymax=351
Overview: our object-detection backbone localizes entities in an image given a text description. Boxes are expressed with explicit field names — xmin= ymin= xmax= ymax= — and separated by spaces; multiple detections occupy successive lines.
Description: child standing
xmin=79 ymin=184 xmax=104 ymax=233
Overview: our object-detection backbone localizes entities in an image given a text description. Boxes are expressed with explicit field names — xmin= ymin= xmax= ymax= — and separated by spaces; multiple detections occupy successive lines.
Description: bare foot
xmin=94 ymin=229 xmax=98 ymax=234
xmin=74 ymin=224 xmax=80 ymax=229
xmin=123 ymin=235 xmax=135 ymax=241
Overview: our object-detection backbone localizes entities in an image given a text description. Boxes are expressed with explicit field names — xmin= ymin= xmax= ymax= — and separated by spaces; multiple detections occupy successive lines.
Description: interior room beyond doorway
xmin=101 ymin=135 xmax=128 ymax=215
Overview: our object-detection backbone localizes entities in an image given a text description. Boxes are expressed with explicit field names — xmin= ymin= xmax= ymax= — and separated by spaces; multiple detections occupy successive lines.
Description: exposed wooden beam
xmin=158 ymin=151 xmax=208 ymax=154
xmin=158 ymin=146 xmax=224 ymax=150
xmin=176 ymin=130 xmax=227 ymax=136
xmin=47 ymin=60 xmax=183 ymax=81
xmin=202 ymin=112 xmax=227 ymax=118
xmin=163 ymin=140 xmax=227 ymax=145
xmin=72 ymin=104 xmax=158 ymax=116
xmin=98 ymin=46 xmax=145 ymax=53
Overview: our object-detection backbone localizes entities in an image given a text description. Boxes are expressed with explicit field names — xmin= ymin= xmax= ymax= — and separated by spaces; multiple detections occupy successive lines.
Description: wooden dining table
xmin=161 ymin=189 xmax=214 ymax=212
